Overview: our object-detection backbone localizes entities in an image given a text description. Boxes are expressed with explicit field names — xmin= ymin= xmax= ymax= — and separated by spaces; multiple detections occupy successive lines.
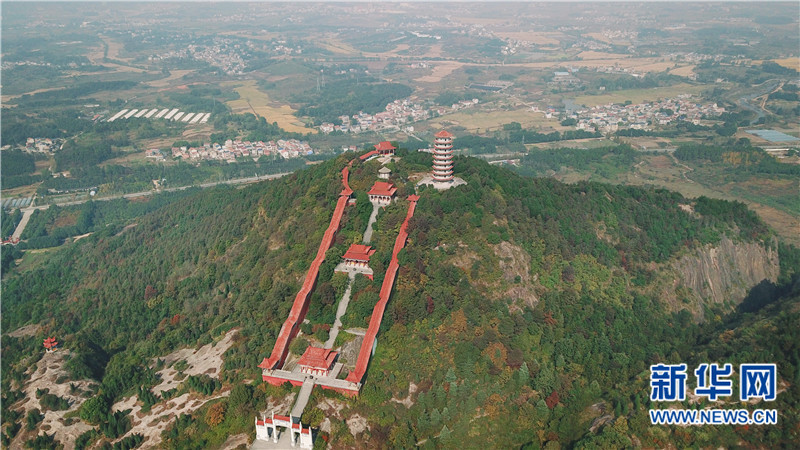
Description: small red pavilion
xmin=43 ymin=337 xmax=59 ymax=352
xmin=374 ymin=141 xmax=396 ymax=156
xmin=297 ymin=346 xmax=338 ymax=377
xmin=368 ymin=181 xmax=397 ymax=204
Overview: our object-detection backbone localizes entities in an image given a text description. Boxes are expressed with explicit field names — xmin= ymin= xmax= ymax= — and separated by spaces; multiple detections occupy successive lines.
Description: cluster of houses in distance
xmin=319 ymin=97 xmax=479 ymax=134
xmin=107 ymin=108 xmax=211 ymax=125
xmin=20 ymin=138 xmax=63 ymax=153
xmin=147 ymin=139 xmax=314 ymax=163
xmin=545 ymin=95 xmax=726 ymax=133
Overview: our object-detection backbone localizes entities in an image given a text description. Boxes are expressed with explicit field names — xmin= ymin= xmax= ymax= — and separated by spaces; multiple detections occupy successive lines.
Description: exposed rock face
xmin=493 ymin=241 xmax=539 ymax=308
xmin=673 ymin=236 xmax=779 ymax=307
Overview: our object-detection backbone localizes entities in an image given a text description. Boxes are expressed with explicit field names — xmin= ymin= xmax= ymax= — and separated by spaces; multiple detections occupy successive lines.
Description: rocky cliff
xmin=668 ymin=236 xmax=779 ymax=316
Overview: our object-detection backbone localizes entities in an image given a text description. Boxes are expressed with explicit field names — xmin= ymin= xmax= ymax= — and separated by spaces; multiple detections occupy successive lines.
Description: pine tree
xmin=519 ymin=361 xmax=530 ymax=384
xmin=439 ymin=424 xmax=451 ymax=442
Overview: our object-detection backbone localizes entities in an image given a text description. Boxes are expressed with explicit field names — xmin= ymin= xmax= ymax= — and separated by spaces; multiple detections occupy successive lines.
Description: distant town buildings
xmin=565 ymin=95 xmax=725 ymax=133
xmin=22 ymin=138 xmax=62 ymax=154
xmin=147 ymin=36 xmax=303 ymax=75
xmin=319 ymin=97 xmax=478 ymax=134
xmin=164 ymin=139 xmax=313 ymax=163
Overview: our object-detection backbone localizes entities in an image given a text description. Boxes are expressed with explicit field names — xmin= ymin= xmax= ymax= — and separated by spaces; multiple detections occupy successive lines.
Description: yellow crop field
xmin=668 ymin=65 xmax=696 ymax=77
xmin=770 ymin=57 xmax=800 ymax=71
xmin=225 ymin=80 xmax=316 ymax=134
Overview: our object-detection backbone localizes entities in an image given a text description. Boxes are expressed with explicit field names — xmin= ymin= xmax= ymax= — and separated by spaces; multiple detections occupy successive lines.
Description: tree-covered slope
xmin=2 ymin=154 xmax=797 ymax=448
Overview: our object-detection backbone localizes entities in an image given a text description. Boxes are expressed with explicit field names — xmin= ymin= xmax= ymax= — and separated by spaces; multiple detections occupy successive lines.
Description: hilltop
xmin=2 ymin=151 xmax=798 ymax=448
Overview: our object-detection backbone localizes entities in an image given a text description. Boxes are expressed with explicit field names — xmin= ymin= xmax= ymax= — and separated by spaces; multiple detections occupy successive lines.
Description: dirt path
xmin=668 ymin=152 xmax=695 ymax=183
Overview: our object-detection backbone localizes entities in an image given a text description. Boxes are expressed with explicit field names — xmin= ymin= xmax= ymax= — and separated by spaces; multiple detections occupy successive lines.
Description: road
xmin=736 ymin=79 xmax=782 ymax=125
xmin=31 ymin=172 xmax=291 ymax=211
xmin=10 ymin=172 xmax=291 ymax=239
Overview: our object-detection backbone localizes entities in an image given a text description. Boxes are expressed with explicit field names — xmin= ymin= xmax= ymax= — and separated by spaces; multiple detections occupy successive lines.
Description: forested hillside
xmin=2 ymin=154 xmax=797 ymax=448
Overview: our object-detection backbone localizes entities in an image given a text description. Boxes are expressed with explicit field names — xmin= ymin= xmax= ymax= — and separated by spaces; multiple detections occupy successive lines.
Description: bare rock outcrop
xmin=671 ymin=236 xmax=779 ymax=312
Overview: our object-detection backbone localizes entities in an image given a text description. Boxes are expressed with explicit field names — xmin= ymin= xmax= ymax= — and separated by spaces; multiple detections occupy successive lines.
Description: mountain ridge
xmin=2 ymin=152 xmax=797 ymax=448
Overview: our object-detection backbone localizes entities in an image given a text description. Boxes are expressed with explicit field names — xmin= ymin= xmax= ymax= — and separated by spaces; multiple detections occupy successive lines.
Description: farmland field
xmin=224 ymin=80 xmax=316 ymax=134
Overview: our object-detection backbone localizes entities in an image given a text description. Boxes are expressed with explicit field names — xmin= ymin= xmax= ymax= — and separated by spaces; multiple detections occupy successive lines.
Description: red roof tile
xmin=359 ymin=150 xmax=379 ymax=161
xmin=434 ymin=130 xmax=454 ymax=138
xmin=368 ymin=181 xmax=397 ymax=197
xmin=343 ymin=244 xmax=375 ymax=262
xmin=374 ymin=141 xmax=396 ymax=152
xmin=297 ymin=346 xmax=337 ymax=370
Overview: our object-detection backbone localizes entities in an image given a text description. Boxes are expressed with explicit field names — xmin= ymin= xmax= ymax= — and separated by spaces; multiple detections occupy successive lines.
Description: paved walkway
xmin=291 ymin=378 xmax=316 ymax=418
xmin=11 ymin=208 xmax=34 ymax=240
xmin=324 ymin=272 xmax=355 ymax=349
xmin=362 ymin=203 xmax=380 ymax=244
xmin=251 ymin=433 xmax=293 ymax=450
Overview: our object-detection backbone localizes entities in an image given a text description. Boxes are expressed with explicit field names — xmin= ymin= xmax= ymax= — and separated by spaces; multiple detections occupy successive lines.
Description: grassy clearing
xmin=414 ymin=62 xmax=465 ymax=83
xmin=317 ymin=38 xmax=361 ymax=55
xmin=584 ymin=32 xmax=631 ymax=46
xmin=428 ymin=108 xmax=561 ymax=133
xmin=526 ymin=138 xmax=612 ymax=150
xmin=493 ymin=31 xmax=562 ymax=45
xmin=572 ymin=83 xmax=707 ymax=107
xmin=224 ymin=80 xmax=316 ymax=134
xmin=99 ymin=151 xmax=149 ymax=167
xmin=147 ymin=70 xmax=195 ymax=88
xmin=1 ymin=183 xmax=41 ymax=198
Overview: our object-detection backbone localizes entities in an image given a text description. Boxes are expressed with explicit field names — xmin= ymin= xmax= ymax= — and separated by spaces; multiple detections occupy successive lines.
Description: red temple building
xmin=43 ymin=337 xmax=58 ymax=352
xmin=297 ymin=347 xmax=338 ymax=377
xmin=341 ymin=244 xmax=375 ymax=270
xmin=374 ymin=141 xmax=396 ymax=156
xmin=359 ymin=141 xmax=396 ymax=162
xmin=432 ymin=130 xmax=455 ymax=182
xmin=368 ymin=181 xmax=397 ymax=205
